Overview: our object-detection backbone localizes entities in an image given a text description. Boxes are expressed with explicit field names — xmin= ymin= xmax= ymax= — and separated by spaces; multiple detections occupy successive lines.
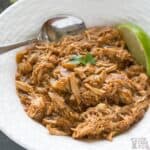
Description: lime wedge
xmin=117 ymin=23 xmax=150 ymax=76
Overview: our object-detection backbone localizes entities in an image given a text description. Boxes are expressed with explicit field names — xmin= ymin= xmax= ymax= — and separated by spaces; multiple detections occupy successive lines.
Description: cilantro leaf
xmin=70 ymin=53 xmax=96 ymax=65
xmin=84 ymin=53 xmax=96 ymax=65
xmin=70 ymin=55 xmax=83 ymax=64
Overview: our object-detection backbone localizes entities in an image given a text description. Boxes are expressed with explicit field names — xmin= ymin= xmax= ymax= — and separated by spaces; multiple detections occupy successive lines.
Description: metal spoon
xmin=0 ymin=15 xmax=86 ymax=54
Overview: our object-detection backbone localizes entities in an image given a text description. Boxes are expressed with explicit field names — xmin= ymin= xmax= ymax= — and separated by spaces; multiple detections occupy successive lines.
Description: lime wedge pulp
xmin=117 ymin=23 xmax=150 ymax=76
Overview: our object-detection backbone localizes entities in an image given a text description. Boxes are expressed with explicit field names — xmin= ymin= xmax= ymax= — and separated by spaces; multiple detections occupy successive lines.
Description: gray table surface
xmin=0 ymin=0 xmax=26 ymax=149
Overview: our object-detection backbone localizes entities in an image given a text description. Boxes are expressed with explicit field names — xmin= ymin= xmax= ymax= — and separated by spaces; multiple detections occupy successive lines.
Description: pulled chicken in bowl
xmin=16 ymin=27 xmax=150 ymax=140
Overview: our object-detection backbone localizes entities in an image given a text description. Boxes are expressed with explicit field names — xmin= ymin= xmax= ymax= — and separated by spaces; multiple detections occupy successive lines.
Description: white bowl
xmin=0 ymin=0 xmax=150 ymax=149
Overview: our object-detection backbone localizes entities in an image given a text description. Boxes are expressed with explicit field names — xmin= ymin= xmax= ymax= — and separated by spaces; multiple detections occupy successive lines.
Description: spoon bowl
xmin=0 ymin=15 xmax=86 ymax=54
xmin=39 ymin=15 xmax=86 ymax=41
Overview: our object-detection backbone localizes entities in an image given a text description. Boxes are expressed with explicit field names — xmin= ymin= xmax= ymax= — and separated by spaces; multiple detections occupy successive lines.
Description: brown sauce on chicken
xmin=16 ymin=27 xmax=150 ymax=140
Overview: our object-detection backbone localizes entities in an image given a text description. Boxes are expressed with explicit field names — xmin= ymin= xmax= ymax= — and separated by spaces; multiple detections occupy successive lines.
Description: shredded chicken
xmin=16 ymin=26 xmax=150 ymax=140
xmin=73 ymin=100 xmax=149 ymax=140
xmin=69 ymin=73 xmax=81 ymax=105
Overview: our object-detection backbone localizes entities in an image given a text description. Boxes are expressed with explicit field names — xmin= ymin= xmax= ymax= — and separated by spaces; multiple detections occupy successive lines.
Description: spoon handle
xmin=0 ymin=39 xmax=38 ymax=54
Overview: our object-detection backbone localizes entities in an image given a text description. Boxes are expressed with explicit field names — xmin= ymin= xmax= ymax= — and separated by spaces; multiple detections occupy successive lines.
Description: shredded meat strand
xmin=69 ymin=73 xmax=81 ymax=105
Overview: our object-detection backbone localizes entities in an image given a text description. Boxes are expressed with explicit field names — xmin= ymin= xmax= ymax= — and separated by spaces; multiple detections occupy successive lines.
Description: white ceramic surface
xmin=0 ymin=0 xmax=150 ymax=150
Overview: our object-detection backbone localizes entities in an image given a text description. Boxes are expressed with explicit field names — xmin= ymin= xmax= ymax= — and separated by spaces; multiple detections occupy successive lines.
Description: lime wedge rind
xmin=118 ymin=23 xmax=150 ymax=76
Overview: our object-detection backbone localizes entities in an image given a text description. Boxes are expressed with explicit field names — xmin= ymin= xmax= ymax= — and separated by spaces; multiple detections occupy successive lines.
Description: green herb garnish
xmin=70 ymin=53 xmax=96 ymax=65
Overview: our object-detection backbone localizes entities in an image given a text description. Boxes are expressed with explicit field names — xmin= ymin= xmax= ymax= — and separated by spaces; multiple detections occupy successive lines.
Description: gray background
xmin=0 ymin=0 xmax=25 ymax=149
